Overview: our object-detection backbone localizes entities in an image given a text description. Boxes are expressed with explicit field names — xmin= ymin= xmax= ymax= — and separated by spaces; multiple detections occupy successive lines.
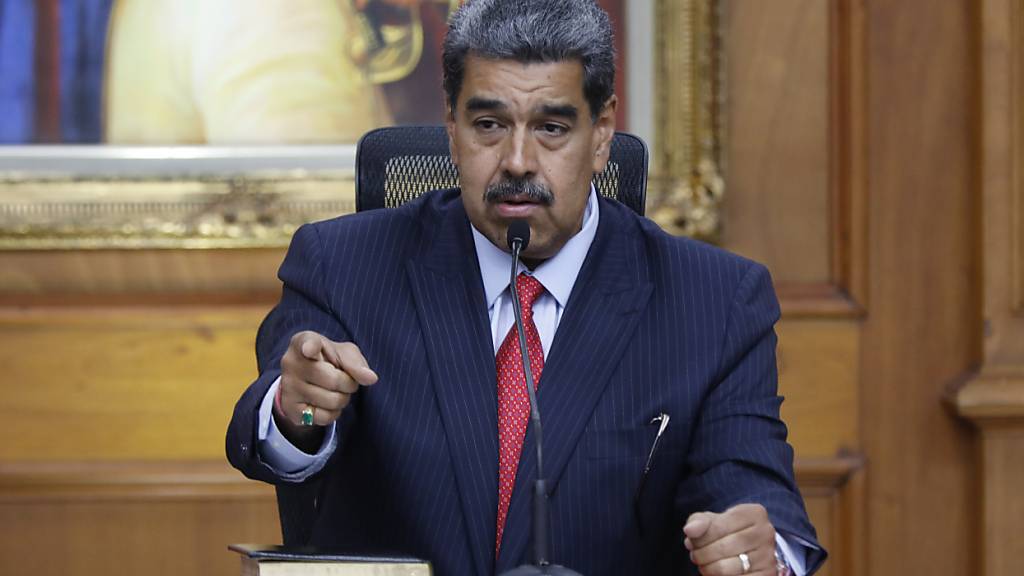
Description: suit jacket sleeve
xmin=226 ymin=222 xmax=355 ymax=484
xmin=674 ymin=262 xmax=827 ymax=574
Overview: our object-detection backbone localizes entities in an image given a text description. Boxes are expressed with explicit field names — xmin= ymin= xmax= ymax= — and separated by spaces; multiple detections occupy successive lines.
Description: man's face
xmin=446 ymin=56 xmax=617 ymax=262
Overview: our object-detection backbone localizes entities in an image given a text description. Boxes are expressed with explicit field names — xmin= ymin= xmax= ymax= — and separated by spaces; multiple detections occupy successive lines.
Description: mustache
xmin=483 ymin=178 xmax=554 ymax=205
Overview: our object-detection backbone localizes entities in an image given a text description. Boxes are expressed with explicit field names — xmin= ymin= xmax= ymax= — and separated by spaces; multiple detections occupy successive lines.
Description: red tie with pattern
xmin=494 ymin=273 xmax=546 ymax=555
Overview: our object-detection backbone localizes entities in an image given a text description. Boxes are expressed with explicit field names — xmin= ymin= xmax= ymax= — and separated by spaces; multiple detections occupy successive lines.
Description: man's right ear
xmin=445 ymin=107 xmax=459 ymax=165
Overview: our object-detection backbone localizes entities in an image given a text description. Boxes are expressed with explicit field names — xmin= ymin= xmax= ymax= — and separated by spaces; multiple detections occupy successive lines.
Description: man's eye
xmin=540 ymin=123 xmax=568 ymax=136
xmin=475 ymin=119 xmax=501 ymax=131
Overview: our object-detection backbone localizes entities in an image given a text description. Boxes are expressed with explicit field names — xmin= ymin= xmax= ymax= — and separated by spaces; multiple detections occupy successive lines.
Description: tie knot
xmin=515 ymin=273 xmax=545 ymax=310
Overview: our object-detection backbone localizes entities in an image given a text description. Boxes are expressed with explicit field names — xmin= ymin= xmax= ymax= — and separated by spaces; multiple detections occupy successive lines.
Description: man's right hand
xmin=275 ymin=331 xmax=379 ymax=449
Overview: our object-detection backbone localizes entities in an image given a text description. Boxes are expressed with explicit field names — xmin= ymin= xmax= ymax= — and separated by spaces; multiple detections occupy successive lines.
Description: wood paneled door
xmin=723 ymin=0 xmax=982 ymax=575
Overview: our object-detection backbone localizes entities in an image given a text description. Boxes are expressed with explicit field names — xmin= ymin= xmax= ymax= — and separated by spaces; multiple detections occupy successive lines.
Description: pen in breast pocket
xmin=642 ymin=412 xmax=671 ymax=477
xmin=635 ymin=412 xmax=671 ymax=534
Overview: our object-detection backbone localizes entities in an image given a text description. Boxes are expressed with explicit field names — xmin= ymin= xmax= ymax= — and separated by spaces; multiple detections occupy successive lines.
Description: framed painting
xmin=0 ymin=0 xmax=722 ymax=249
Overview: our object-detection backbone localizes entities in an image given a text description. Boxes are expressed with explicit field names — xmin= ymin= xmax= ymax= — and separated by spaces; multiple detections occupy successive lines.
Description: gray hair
xmin=442 ymin=0 xmax=616 ymax=120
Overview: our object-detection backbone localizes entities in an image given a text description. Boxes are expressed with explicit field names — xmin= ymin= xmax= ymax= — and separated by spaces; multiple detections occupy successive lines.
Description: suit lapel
xmin=406 ymin=196 xmax=498 ymax=576
xmin=496 ymin=200 xmax=654 ymax=571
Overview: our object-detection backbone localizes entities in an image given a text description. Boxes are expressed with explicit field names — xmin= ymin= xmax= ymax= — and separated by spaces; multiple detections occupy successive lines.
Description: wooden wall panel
xmin=725 ymin=5 xmax=984 ymax=576
xmin=976 ymin=0 xmax=1024 ymax=364
xmin=862 ymin=0 xmax=979 ymax=574
xmin=724 ymin=0 xmax=831 ymax=285
xmin=0 ymin=249 xmax=284 ymax=298
xmin=0 ymin=461 xmax=278 ymax=576
xmin=977 ymin=426 xmax=1024 ymax=576
xmin=954 ymin=1 xmax=1024 ymax=574
xmin=776 ymin=321 xmax=859 ymax=457
xmin=723 ymin=3 xmax=867 ymax=573
xmin=0 ymin=308 xmax=267 ymax=460
xmin=0 ymin=310 xmax=861 ymax=463
xmin=1015 ymin=0 xmax=1024 ymax=315
xmin=797 ymin=458 xmax=863 ymax=576
xmin=0 ymin=500 xmax=276 ymax=576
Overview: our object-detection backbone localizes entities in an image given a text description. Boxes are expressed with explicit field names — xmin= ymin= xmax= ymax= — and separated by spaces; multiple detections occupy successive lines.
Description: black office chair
xmin=275 ymin=125 xmax=649 ymax=547
xmin=354 ymin=125 xmax=648 ymax=215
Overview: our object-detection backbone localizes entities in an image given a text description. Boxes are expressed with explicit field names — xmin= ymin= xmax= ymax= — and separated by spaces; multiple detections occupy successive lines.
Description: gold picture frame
xmin=0 ymin=0 xmax=722 ymax=250
xmin=649 ymin=0 xmax=724 ymax=241
xmin=0 ymin=147 xmax=356 ymax=250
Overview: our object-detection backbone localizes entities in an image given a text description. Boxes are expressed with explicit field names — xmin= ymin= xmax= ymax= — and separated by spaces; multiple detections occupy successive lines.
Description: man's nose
xmin=500 ymin=127 xmax=538 ymax=179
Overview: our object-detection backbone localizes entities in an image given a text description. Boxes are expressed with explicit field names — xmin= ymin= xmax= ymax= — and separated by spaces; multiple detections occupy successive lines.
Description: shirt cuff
xmin=775 ymin=532 xmax=810 ymax=576
xmin=257 ymin=376 xmax=336 ymax=474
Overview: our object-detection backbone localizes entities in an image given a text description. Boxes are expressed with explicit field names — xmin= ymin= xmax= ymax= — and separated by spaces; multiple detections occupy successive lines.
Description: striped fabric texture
xmin=226 ymin=188 xmax=826 ymax=576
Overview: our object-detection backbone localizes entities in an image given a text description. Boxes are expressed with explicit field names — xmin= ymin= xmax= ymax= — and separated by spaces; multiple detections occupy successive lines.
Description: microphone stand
xmin=500 ymin=224 xmax=582 ymax=576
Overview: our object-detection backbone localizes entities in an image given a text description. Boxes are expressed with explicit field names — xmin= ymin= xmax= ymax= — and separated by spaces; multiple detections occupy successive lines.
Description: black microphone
xmin=500 ymin=221 xmax=582 ymax=576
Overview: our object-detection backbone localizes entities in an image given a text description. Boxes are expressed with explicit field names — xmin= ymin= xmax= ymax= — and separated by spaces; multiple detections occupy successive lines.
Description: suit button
xmin=240 ymin=443 xmax=248 ymax=452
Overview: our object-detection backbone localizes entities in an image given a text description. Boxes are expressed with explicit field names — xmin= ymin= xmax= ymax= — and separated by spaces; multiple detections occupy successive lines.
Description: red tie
xmin=495 ymin=273 xmax=546 ymax=554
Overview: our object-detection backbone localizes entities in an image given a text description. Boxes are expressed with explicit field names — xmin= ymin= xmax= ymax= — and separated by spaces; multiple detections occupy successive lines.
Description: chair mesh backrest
xmin=356 ymin=126 xmax=648 ymax=215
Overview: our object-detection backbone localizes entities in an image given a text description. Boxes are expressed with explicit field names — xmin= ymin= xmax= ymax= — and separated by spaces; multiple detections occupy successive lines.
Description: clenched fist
xmin=684 ymin=503 xmax=780 ymax=575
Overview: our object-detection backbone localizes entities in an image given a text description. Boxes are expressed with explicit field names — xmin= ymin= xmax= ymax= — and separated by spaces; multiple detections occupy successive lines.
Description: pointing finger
xmin=297 ymin=333 xmax=324 ymax=361
xmin=328 ymin=341 xmax=379 ymax=386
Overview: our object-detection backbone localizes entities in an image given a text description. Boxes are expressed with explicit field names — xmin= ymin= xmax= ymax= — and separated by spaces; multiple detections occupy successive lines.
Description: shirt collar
xmin=471 ymin=185 xmax=600 ymax=310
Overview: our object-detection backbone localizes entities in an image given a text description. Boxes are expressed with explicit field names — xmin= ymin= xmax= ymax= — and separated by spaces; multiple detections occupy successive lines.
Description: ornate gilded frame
xmin=0 ymin=0 xmax=722 ymax=249
xmin=0 ymin=147 xmax=356 ymax=249
xmin=648 ymin=0 xmax=724 ymax=240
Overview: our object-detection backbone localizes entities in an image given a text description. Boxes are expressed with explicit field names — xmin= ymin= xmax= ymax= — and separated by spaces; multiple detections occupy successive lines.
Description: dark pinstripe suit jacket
xmin=227 ymin=188 xmax=825 ymax=576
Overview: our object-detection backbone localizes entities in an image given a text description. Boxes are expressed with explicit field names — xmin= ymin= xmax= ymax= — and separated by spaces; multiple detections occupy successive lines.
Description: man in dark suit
xmin=227 ymin=1 xmax=825 ymax=574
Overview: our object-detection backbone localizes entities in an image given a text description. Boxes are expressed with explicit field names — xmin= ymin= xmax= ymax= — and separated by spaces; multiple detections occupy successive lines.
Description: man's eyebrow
xmin=465 ymin=97 xmax=507 ymax=112
xmin=539 ymin=103 xmax=579 ymax=120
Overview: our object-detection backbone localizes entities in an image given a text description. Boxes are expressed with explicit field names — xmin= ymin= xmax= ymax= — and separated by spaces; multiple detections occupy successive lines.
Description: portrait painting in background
xmin=0 ymin=0 xmax=626 ymax=145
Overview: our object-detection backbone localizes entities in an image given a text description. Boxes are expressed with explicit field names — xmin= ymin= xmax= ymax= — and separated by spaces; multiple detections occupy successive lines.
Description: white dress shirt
xmin=254 ymin=187 xmax=806 ymax=573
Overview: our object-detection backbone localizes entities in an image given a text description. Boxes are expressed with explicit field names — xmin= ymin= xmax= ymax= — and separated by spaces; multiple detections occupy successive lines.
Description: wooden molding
xmin=0 ymin=460 xmax=273 ymax=502
xmin=777 ymin=283 xmax=865 ymax=319
xmin=830 ymin=0 xmax=870 ymax=311
xmin=0 ymin=456 xmax=861 ymax=502
xmin=0 ymin=249 xmax=287 ymax=299
xmin=985 ymin=0 xmax=1024 ymax=324
xmin=794 ymin=454 xmax=863 ymax=492
xmin=954 ymin=373 xmax=1024 ymax=423
xmin=1014 ymin=0 xmax=1024 ymax=313
xmin=964 ymin=0 xmax=1024 ymax=426
xmin=795 ymin=455 xmax=865 ymax=576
